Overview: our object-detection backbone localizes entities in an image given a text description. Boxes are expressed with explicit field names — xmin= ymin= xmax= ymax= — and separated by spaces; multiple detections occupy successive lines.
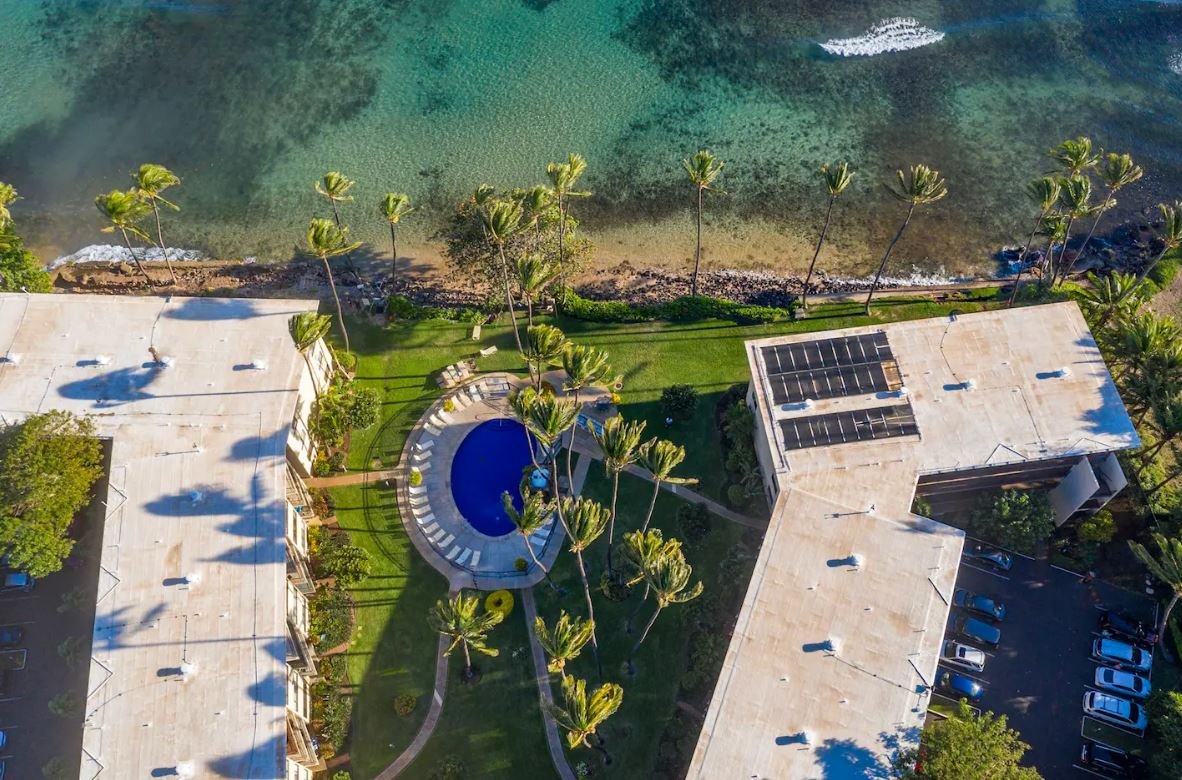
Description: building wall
xmin=287 ymin=338 xmax=334 ymax=477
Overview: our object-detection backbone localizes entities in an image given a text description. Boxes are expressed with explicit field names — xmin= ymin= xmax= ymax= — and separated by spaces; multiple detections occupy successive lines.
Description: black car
xmin=963 ymin=544 xmax=1013 ymax=572
xmin=953 ymin=589 xmax=1007 ymax=622
xmin=0 ymin=626 xmax=21 ymax=648
xmin=1081 ymin=741 xmax=1147 ymax=777
xmin=1101 ymin=611 xmax=1158 ymax=647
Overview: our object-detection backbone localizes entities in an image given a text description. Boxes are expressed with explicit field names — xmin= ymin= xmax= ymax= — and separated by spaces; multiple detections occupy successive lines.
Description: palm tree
xmin=620 ymin=527 xmax=677 ymax=632
xmin=533 ymin=611 xmax=595 ymax=679
xmin=429 ymin=592 xmax=505 ymax=680
xmin=561 ymin=344 xmax=613 ymax=488
xmin=1036 ymin=214 xmax=1068 ymax=292
xmin=561 ymin=495 xmax=611 ymax=679
xmin=306 ymin=218 xmax=361 ymax=355
xmin=315 ymin=171 xmax=356 ymax=227
xmin=132 ymin=163 xmax=181 ymax=285
xmin=802 ymin=162 xmax=854 ymax=310
xmin=379 ymin=192 xmax=414 ymax=283
xmin=503 ymin=489 xmax=558 ymax=590
xmin=1077 ymin=271 xmax=1145 ymax=329
xmin=1125 ymin=202 xmax=1182 ymax=297
xmin=629 ymin=537 xmax=702 ymax=664
xmin=521 ymin=391 xmax=579 ymax=491
xmin=1128 ymin=532 xmax=1182 ymax=645
xmin=483 ymin=199 xmax=526 ymax=356
xmin=1074 ymin=153 xmax=1143 ymax=266
xmin=550 ymin=675 xmax=624 ymax=753
xmin=0 ymin=181 xmax=19 ymax=227
xmin=515 ymin=184 xmax=555 ymax=239
xmin=515 ymin=253 xmax=561 ymax=326
xmin=546 ymin=153 xmax=590 ymax=289
xmin=1050 ymin=136 xmax=1100 ymax=178
xmin=1112 ymin=311 xmax=1182 ymax=381
xmin=523 ymin=324 xmax=569 ymax=390
xmin=1052 ymin=175 xmax=1099 ymax=287
xmin=1006 ymin=176 xmax=1061 ymax=307
xmin=684 ymin=150 xmax=724 ymax=297
xmin=95 ymin=189 xmax=156 ymax=284
xmin=1136 ymin=395 xmax=1182 ymax=475
xmin=636 ymin=439 xmax=697 ymax=532
xmin=863 ymin=164 xmax=947 ymax=315
xmin=289 ymin=312 xmax=333 ymax=398
xmin=593 ymin=416 xmax=647 ymax=576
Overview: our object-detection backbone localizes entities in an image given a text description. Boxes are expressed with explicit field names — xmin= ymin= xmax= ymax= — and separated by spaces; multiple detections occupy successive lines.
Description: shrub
xmin=677 ymin=503 xmax=712 ymax=546
xmin=599 ymin=569 xmax=632 ymax=602
xmin=661 ymin=384 xmax=699 ymax=421
xmin=57 ymin=636 xmax=86 ymax=668
xmin=557 ymin=290 xmax=793 ymax=324
xmin=0 ymin=229 xmax=52 ymax=293
xmin=969 ymin=489 xmax=1055 ymax=555
xmin=318 ymin=687 xmax=353 ymax=752
xmin=394 ymin=693 xmax=417 ymax=717
xmin=345 ymin=386 xmax=381 ymax=429
xmin=681 ymin=632 xmax=725 ymax=689
xmin=443 ymin=398 xmax=456 ymax=413
xmin=726 ymin=483 xmax=747 ymax=508
xmin=386 ymin=295 xmax=483 ymax=324
xmin=574 ymin=762 xmax=592 ymax=778
xmin=332 ymin=773 xmax=352 ymax=780
xmin=48 ymin=691 xmax=80 ymax=717
xmin=430 ymin=756 xmax=466 ymax=780
xmin=514 ymin=557 xmax=528 ymax=572
xmin=313 ymin=457 xmax=332 ymax=478
xmin=41 ymin=757 xmax=71 ymax=780
xmin=1150 ymin=257 xmax=1181 ymax=289
xmin=484 ymin=589 xmax=514 ymax=618
xmin=317 ymin=534 xmax=372 ymax=586
xmin=1147 ymin=689 xmax=1182 ymax=779
xmin=334 ymin=347 xmax=357 ymax=373
xmin=409 ymin=468 xmax=423 ymax=487
xmin=310 ymin=589 xmax=352 ymax=648
xmin=318 ymin=653 xmax=348 ymax=685
xmin=1078 ymin=510 xmax=1116 ymax=544
xmin=911 ymin=495 xmax=934 ymax=518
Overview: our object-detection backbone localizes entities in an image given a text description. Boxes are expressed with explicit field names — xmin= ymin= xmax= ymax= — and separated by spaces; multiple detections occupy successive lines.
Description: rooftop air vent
xmin=249 ymin=358 xmax=267 ymax=370
xmin=160 ymin=356 xmax=175 ymax=368
xmin=184 ymin=571 xmax=202 ymax=587
xmin=850 ymin=553 xmax=864 ymax=569
xmin=801 ymin=730 xmax=815 ymax=747
xmin=1056 ymin=367 xmax=1072 ymax=378
xmin=176 ymin=761 xmax=195 ymax=778
xmin=896 ymin=386 xmax=909 ymax=397
xmin=95 ymin=355 xmax=111 ymax=366
xmin=0 ymin=353 xmax=21 ymax=365
xmin=826 ymin=637 xmax=842 ymax=654
xmin=179 ymin=662 xmax=197 ymax=681
xmin=962 ymin=378 xmax=977 ymax=391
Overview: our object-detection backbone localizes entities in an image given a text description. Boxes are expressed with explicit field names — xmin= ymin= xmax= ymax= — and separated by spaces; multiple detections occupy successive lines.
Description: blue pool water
xmin=450 ymin=419 xmax=535 ymax=538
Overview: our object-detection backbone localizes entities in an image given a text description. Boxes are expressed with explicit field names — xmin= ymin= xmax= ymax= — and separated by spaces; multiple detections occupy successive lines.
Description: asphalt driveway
xmin=940 ymin=544 xmax=1155 ymax=777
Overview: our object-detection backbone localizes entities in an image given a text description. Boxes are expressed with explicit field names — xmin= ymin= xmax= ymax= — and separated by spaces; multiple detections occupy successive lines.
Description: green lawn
xmin=327 ymin=291 xmax=1006 ymax=778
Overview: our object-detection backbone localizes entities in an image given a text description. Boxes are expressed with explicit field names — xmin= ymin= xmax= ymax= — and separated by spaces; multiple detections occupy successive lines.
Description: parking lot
xmin=939 ymin=542 xmax=1156 ymax=777
xmin=0 ymin=466 xmax=107 ymax=778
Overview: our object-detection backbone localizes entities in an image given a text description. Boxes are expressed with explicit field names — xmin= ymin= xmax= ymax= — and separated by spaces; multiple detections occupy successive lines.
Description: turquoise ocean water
xmin=2 ymin=0 xmax=1182 ymax=276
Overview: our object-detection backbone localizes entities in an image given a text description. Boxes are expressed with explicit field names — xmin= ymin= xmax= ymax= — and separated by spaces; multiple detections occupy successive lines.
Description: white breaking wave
xmin=820 ymin=17 xmax=945 ymax=57
xmin=1170 ymin=52 xmax=1182 ymax=75
xmin=50 ymin=244 xmax=208 ymax=269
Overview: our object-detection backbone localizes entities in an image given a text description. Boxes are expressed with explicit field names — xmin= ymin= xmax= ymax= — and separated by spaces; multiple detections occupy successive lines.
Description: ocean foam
xmin=1170 ymin=52 xmax=1182 ymax=75
xmin=820 ymin=18 xmax=945 ymax=57
xmin=50 ymin=245 xmax=207 ymax=269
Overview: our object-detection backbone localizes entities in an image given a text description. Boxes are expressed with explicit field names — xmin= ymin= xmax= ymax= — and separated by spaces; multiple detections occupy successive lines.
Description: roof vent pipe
xmin=179 ymin=662 xmax=197 ymax=681
xmin=801 ymin=730 xmax=815 ymax=747
xmin=826 ymin=637 xmax=842 ymax=654
xmin=1057 ymin=367 xmax=1072 ymax=378
xmin=962 ymin=378 xmax=977 ymax=391
xmin=249 ymin=359 xmax=268 ymax=370
xmin=184 ymin=571 xmax=201 ymax=587
xmin=0 ymin=353 xmax=21 ymax=365
xmin=850 ymin=553 xmax=864 ymax=569
xmin=95 ymin=355 xmax=112 ymax=366
xmin=176 ymin=762 xmax=195 ymax=778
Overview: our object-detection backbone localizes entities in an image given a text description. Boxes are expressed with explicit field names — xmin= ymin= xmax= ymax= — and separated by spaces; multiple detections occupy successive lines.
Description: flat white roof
xmin=690 ymin=303 xmax=1137 ymax=778
xmin=0 ymin=293 xmax=316 ymax=778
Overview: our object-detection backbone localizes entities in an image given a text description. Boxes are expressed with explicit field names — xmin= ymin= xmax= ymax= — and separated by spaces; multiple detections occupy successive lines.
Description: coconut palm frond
xmin=561 ymin=496 xmax=611 ymax=553
xmin=550 ymin=676 xmax=624 ymax=750
xmin=379 ymin=192 xmax=414 ymax=224
xmin=315 ymin=171 xmax=355 ymax=203
xmin=534 ymin=611 xmax=595 ymax=676
xmin=821 ymin=161 xmax=854 ymax=197
xmin=888 ymin=164 xmax=947 ymax=206
xmin=684 ymin=149 xmax=724 ymax=192
xmin=1050 ymin=136 xmax=1099 ymax=176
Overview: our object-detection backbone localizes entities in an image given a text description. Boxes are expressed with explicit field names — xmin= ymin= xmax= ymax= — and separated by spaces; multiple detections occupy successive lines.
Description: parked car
xmin=953 ymin=589 xmax=1007 ymax=622
xmin=1101 ymin=611 xmax=1158 ymax=647
xmin=936 ymin=670 xmax=983 ymax=702
xmin=963 ymin=544 xmax=1013 ymax=572
xmin=0 ymin=572 xmax=33 ymax=593
xmin=0 ymin=626 xmax=22 ymax=648
xmin=940 ymin=640 xmax=986 ymax=673
xmin=1095 ymin=667 xmax=1152 ymax=700
xmin=1080 ymin=741 xmax=1148 ymax=777
xmin=1084 ymin=691 xmax=1148 ymax=730
xmin=0 ymin=730 xmax=6 ymax=750
xmin=953 ymin=616 xmax=1001 ymax=649
xmin=1093 ymin=637 xmax=1153 ymax=673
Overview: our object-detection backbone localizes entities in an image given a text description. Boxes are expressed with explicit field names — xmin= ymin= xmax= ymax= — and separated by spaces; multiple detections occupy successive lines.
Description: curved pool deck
xmin=396 ymin=373 xmax=567 ymax=591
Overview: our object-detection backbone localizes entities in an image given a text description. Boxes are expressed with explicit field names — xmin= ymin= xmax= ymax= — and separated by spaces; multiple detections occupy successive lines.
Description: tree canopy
xmin=1147 ymin=690 xmax=1182 ymax=779
xmin=0 ymin=411 xmax=103 ymax=577
xmin=895 ymin=701 xmax=1041 ymax=779
xmin=969 ymin=489 xmax=1054 ymax=555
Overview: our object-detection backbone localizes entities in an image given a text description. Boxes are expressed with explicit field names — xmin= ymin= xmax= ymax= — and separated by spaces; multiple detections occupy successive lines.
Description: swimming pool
xmin=450 ymin=419 xmax=535 ymax=537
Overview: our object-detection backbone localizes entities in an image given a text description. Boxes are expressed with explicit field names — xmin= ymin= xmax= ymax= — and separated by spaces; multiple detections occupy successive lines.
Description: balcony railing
xmin=287 ymin=543 xmax=316 ymax=595
xmin=287 ymin=619 xmax=318 ymax=677
xmin=286 ymin=710 xmax=319 ymax=769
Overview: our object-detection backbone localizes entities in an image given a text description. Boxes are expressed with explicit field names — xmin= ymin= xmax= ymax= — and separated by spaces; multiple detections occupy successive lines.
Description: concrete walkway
xmin=306 ymin=469 xmax=397 ymax=489
xmin=523 ymin=588 xmax=577 ymax=780
xmin=374 ymin=590 xmax=457 ymax=780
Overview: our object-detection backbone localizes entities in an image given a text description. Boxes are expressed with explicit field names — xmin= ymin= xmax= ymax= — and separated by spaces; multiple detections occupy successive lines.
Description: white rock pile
xmin=50 ymin=245 xmax=207 ymax=269
xmin=820 ymin=18 xmax=945 ymax=57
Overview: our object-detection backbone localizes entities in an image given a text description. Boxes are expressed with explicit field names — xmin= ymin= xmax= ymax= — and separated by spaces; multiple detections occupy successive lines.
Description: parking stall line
xmin=1072 ymin=764 xmax=1114 ymax=778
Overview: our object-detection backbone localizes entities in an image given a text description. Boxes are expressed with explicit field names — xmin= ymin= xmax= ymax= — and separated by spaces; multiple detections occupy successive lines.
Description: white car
xmin=1095 ymin=667 xmax=1151 ymax=699
xmin=1083 ymin=691 xmax=1148 ymax=730
xmin=940 ymin=640 xmax=985 ymax=672
xmin=1092 ymin=637 xmax=1152 ymax=673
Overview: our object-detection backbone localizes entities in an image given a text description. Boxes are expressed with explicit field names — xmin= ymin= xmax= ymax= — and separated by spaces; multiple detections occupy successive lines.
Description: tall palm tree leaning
xmin=593 ymin=416 xmax=647 ymax=576
xmin=379 ymin=192 xmax=414 ymax=283
xmin=684 ymin=150 xmax=724 ymax=297
xmin=1129 ymin=532 xmax=1182 ymax=646
xmin=95 ymin=189 xmax=156 ymax=285
xmin=503 ymin=489 xmax=559 ymax=591
xmin=546 ymin=153 xmax=590 ymax=291
xmin=315 ymin=171 xmax=356 ymax=227
xmin=637 ymin=438 xmax=697 ymax=532
xmin=428 ymin=592 xmax=505 ymax=681
xmin=1122 ymin=202 xmax=1182 ymax=302
xmin=1006 ymin=176 xmax=1061 ymax=307
xmin=533 ymin=611 xmax=595 ymax=680
xmin=523 ymin=323 xmax=569 ymax=391
xmin=561 ymin=495 xmax=611 ymax=680
xmin=863 ymin=164 xmax=947 ymax=315
xmin=515 ymin=253 xmax=561 ymax=326
xmin=629 ymin=536 xmax=702 ymax=667
xmin=1052 ymin=175 xmax=1099 ymax=286
xmin=550 ymin=675 xmax=624 ymax=757
xmin=1074 ymin=152 xmax=1143 ymax=264
xmin=561 ymin=344 xmax=613 ymax=489
xmin=802 ymin=162 xmax=854 ymax=310
xmin=0 ymin=181 xmax=20 ymax=228
xmin=132 ymin=163 xmax=181 ymax=285
xmin=1036 ymin=213 xmax=1068 ymax=293
xmin=289 ymin=312 xmax=333 ymax=399
xmin=306 ymin=218 xmax=361 ymax=355
xmin=483 ymin=199 xmax=526 ymax=357
xmin=620 ymin=527 xmax=675 ymax=632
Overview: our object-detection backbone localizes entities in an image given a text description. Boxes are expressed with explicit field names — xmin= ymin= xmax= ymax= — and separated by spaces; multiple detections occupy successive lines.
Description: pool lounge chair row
xmin=407 ymin=486 xmax=482 ymax=569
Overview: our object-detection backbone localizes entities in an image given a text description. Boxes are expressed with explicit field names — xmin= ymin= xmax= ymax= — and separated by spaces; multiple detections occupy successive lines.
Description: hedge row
xmin=386 ymin=295 xmax=485 ymax=324
xmin=557 ymin=290 xmax=795 ymax=325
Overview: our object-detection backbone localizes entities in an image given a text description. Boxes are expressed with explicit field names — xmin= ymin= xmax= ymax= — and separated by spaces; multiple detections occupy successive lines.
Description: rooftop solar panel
xmin=761 ymin=332 xmax=891 ymax=376
xmin=768 ymin=362 xmax=891 ymax=404
xmin=779 ymin=404 xmax=918 ymax=451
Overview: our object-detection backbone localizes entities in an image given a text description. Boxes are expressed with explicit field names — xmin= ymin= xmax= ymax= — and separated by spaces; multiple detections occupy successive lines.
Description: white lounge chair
xmin=446 ymin=545 xmax=461 ymax=561
xmin=431 ymin=527 xmax=447 ymax=542
xmin=437 ymin=533 xmax=455 ymax=548
xmin=470 ymin=550 xmax=481 ymax=567
xmin=408 ymin=485 xmax=428 ymax=496
xmin=415 ymin=438 xmax=435 ymax=452
xmin=424 ymin=423 xmax=442 ymax=436
xmin=415 ymin=513 xmax=436 ymax=527
xmin=421 ymin=520 xmax=439 ymax=535
xmin=479 ymin=345 xmax=497 ymax=357
xmin=457 ymin=548 xmax=472 ymax=565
